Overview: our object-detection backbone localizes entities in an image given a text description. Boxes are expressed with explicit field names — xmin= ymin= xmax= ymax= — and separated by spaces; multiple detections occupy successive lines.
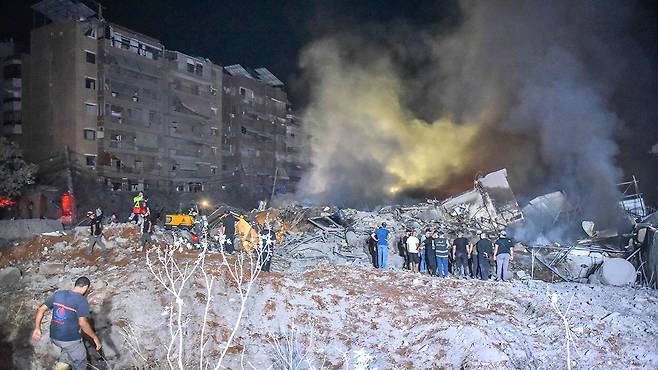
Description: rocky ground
xmin=1 ymin=224 xmax=657 ymax=369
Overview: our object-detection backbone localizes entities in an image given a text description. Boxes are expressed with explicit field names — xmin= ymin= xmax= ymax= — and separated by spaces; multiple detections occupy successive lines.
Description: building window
xmin=210 ymin=127 xmax=218 ymax=136
xmin=210 ymin=166 xmax=217 ymax=175
xmin=3 ymin=64 xmax=20 ymax=79
xmin=195 ymin=63 xmax=203 ymax=76
xmin=85 ymin=77 xmax=96 ymax=90
xmin=85 ymin=51 xmax=96 ymax=64
xmin=83 ymin=129 xmax=96 ymax=140
xmin=85 ymin=155 xmax=96 ymax=166
xmin=110 ymin=105 xmax=123 ymax=117
xmin=187 ymin=62 xmax=195 ymax=73
xmin=84 ymin=102 xmax=97 ymax=115
xmin=241 ymin=126 xmax=247 ymax=134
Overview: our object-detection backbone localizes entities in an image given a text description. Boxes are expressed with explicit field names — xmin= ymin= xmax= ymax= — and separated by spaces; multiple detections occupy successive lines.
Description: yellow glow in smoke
xmin=301 ymin=39 xmax=481 ymax=198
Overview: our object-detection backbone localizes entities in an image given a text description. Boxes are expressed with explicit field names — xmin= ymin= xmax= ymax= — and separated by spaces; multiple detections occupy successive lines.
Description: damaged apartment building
xmin=20 ymin=0 xmax=304 ymax=203
xmin=221 ymin=65 xmax=307 ymax=201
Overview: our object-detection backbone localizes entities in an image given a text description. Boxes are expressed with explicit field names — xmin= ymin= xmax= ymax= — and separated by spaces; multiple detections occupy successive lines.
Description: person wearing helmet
xmin=494 ymin=230 xmax=514 ymax=282
xmin=87 ymin=211 xmax=106 ymax=258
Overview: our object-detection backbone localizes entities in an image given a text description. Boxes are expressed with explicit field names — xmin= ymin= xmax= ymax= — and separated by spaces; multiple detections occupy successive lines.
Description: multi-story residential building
xmin=23 ymin=2 xmax=223 ymax=194
xmin=22 ymin=1 xmax=304 ymax=207
xmin=221 ymin=65 xmax=305 ymax=200
xmin=0 ymin=39 xmax=23 ymax=139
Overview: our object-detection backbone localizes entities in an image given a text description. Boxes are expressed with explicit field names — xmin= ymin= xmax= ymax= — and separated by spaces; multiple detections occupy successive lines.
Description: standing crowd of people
xmin=370 ymin=223 xmax=515 ymax=281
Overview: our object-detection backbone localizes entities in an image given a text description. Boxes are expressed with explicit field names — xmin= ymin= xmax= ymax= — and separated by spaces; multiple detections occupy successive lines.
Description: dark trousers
xmin=455 ymin=254 xmax=468 ymax=276
xmin=368 ymin=240 xmax=378 ymax=268
xmin=478 ymin=253 xmax=491 ymax=280
xmin=260 ymin=248 xmax=272 ymax=272
xmin=425 ymin=250 xmax=437 ymax=275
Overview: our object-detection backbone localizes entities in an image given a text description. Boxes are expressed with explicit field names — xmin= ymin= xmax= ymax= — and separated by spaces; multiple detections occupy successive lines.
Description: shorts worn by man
xmin=406 ymin=231 xmax=420 ymax=273
xmin=32 ymin=276 xmax=101 ymax=370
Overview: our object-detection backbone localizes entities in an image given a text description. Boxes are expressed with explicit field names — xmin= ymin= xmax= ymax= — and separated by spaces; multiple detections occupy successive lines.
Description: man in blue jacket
xmin=371 ymin=222 xmax=391 ymax=269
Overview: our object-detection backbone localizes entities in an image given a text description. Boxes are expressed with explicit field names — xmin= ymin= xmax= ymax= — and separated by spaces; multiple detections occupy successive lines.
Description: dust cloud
xmin=297 ymin=1 xmax=648 ymax=226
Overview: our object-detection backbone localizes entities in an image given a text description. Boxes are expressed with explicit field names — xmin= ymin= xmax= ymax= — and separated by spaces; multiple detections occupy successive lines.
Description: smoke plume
xmin=297 ymin=0 xmax=646 ymax=225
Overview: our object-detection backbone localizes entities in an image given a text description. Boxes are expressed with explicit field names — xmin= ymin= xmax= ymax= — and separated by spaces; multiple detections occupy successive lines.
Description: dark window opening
xmin=84 ymin=129 xmax=96 ymax=140
xmin=85 ymin=77 xmax=96 ymax=90
xmin=241 ymin=126 xmax=247 ymax=134
xmin=85 ymin=51 xmax=96 ymax=64
xmin=3 ymin=64 xmax=20 ymax=79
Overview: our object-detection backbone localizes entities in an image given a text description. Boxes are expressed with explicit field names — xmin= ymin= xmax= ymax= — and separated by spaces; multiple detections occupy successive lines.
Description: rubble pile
xmin=267 ymin=169 xmax=656 ymax=288
xmin=1 ymin=229 xmax=657 ymax=368
xmin=1 ymin=169 xmax=658 ymax=368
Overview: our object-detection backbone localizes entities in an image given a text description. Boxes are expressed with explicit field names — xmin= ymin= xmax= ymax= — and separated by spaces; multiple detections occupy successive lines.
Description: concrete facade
xmin=23 ymin=19 xmax=224 ymax=194
xmin=21 ymin=3 xmax=305 ymax=206
xmin=0 ymin=39 xmax=23 ymax=139
xmin=221 ymin=65 xmax=307 ymax=201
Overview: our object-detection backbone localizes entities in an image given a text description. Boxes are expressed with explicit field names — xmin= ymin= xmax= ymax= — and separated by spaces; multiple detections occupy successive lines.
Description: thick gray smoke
xmin=298 ymin=0 xmax=645 ymax=226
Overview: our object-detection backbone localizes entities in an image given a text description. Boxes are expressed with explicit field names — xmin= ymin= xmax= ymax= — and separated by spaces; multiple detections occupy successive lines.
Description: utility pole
xmin=271 ymin=167 xmax=278 ymax=201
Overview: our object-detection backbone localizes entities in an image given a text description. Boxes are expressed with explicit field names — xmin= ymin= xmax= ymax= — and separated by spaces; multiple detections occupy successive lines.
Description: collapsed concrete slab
xmin=440 ymin=169 xmax=523 ymax=232
xmin=0 ymin=219 xmax=64 ymax=240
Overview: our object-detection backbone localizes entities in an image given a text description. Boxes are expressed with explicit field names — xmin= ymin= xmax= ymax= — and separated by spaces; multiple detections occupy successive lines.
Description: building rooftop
xmin=31 ymin=0 xmax=96 ymax=22
xmin=224 ymin=64 xmax=284 ymax=87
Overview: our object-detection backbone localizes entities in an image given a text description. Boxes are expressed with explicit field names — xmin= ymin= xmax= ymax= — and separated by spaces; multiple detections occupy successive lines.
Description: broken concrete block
xmin=592 ymin=258 xmax=636 ymax=286
xmin=345 ymin=230 xmax=360 ymax=247
xmin=0 ymin=219 xmax=64 ymax=240
xmin=0 ymin=267 xmax=22 ymax=288
xmin=38 ymin=262 xmax=67 ymax=275
xmin=516 ymin=270 xmax=528 ymax=280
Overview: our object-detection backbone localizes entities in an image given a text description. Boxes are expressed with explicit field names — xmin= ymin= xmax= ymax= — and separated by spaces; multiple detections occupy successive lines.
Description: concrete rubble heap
xmin=1 ymin=169 xmax=657 ymax=368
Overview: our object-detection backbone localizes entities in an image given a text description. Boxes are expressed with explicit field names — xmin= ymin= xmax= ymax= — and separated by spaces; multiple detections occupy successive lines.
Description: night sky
xmin=2 ymin=0 xmax=658 ymax=203
xmin=0 ymin=0 xmax=458 ymax=104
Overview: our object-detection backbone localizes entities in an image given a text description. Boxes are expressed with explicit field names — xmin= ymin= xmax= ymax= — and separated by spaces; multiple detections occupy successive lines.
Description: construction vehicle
xmin=163 ymin=204 xmax=199 ymax=230
xmin=164 ymin=213 xmax=195 ymax=230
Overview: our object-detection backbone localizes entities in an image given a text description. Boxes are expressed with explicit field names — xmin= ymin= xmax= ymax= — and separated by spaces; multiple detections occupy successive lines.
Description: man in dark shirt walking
xmin=87 ymin=211 xmax=106 ymax=257
xmin=475 ymin=232 xmax=494 ymax=280
xmin=452 ymin=232 xmax=471 ymax=278
xmin=32 ymin=276 xmax=101 ymax=370
xmin=494 ymin=230 xmax=514 ymax=282
xmin=139 ymin=216 xmax=154 ymax=250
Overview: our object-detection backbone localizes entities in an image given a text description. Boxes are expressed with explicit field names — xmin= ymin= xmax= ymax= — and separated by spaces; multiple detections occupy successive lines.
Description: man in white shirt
xmin=406 ymin=230 xmax=420 ymax=273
